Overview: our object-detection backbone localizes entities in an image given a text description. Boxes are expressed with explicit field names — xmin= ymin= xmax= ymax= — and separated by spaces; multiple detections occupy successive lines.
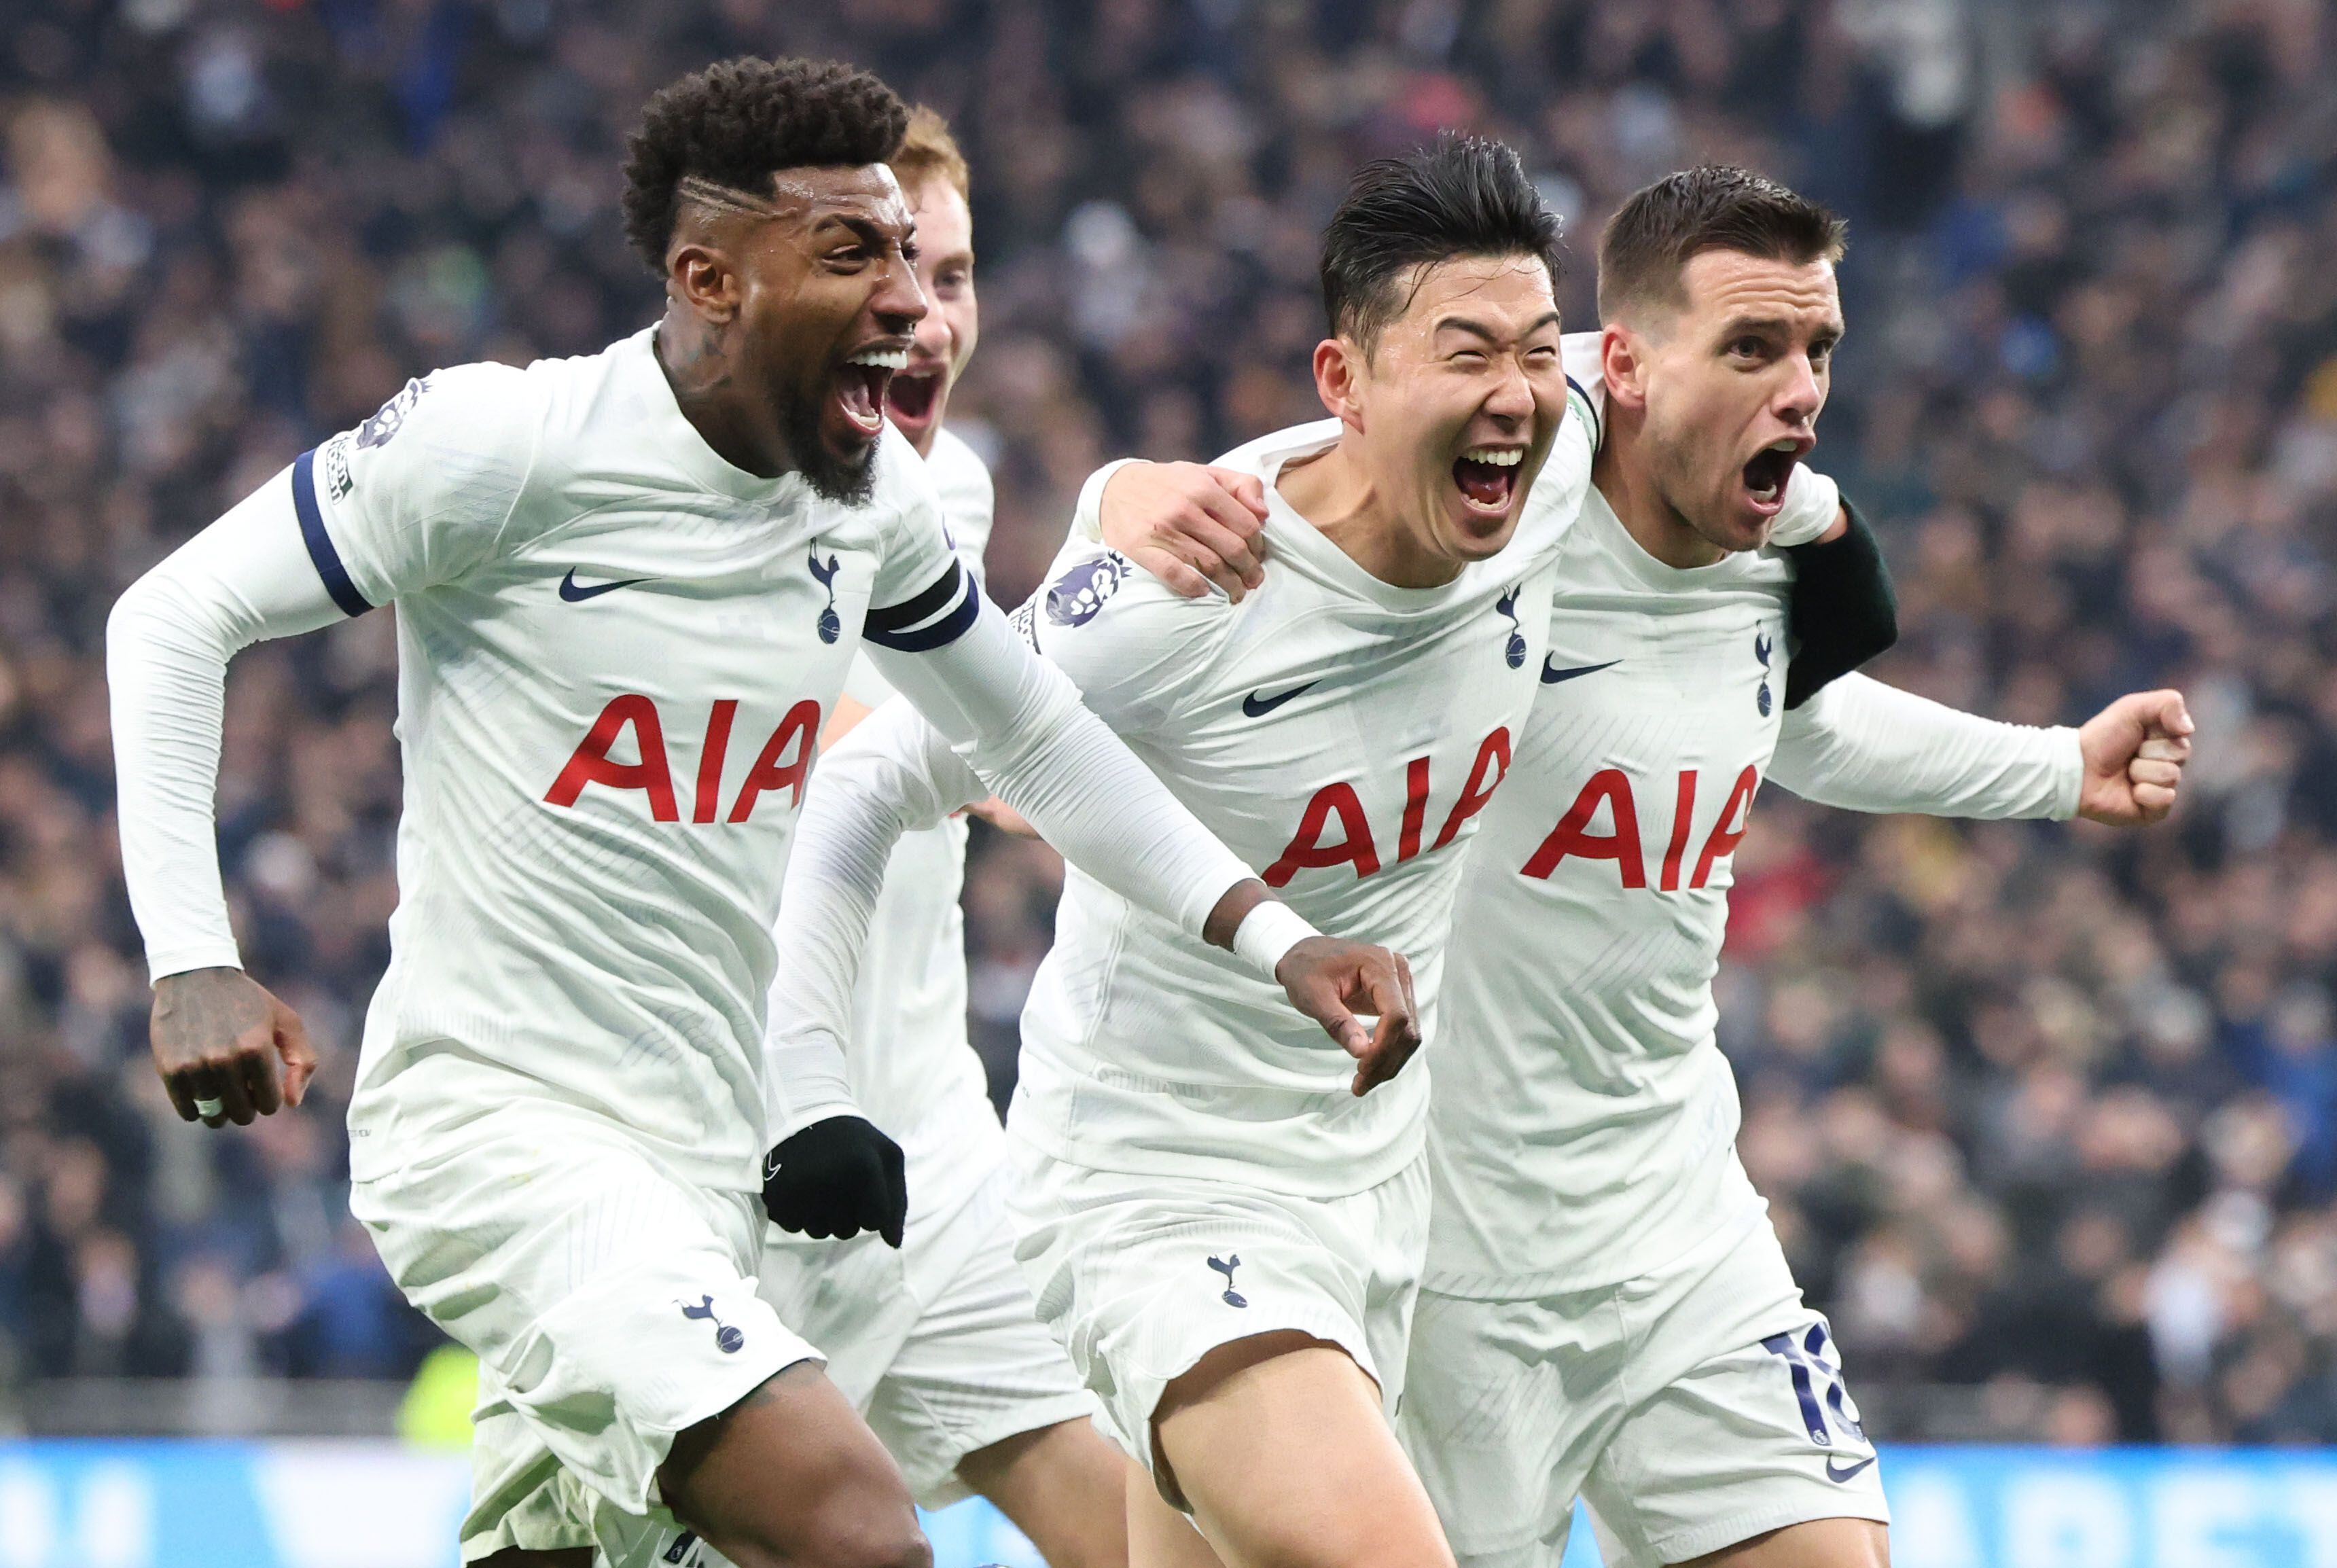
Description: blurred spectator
xmin=4 ymin=0 xmax=2336 ymax=1444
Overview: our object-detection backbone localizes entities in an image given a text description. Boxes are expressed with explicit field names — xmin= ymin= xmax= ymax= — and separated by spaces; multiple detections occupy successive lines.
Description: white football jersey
xmin=1011 ymin=406 xmax=1594 ymax=1196
xmin=825 ymin=427 xmax=997 ymax=1139
xmin=1425 ymin=483 xmax=2078 ymax=1294
xmin=310 ymin=329 xmax=974 ymax=1194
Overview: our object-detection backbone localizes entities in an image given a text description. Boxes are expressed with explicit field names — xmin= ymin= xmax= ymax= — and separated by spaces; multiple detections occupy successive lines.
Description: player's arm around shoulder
xmin=1085 ymin=456 xmax=1272 ymax=601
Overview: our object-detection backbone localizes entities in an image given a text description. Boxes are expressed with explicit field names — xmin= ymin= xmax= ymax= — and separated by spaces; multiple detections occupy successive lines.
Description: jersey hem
xmin=1421 ymin=1204 xmax=1766 ymax=1299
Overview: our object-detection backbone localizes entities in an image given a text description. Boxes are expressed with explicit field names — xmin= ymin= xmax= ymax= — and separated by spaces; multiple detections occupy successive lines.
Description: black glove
xmin=1782 ymin=499 xmax=1897 ymax=710
xmin=761 ymin=1115 xmax=907 ymax=1248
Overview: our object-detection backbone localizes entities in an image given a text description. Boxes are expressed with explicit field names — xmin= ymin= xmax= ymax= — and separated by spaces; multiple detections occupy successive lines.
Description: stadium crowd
xmin=0 ymin=0 xmax=2332 ymax=1446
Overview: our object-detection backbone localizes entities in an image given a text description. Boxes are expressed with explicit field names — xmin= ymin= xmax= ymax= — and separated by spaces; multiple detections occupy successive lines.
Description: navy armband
xmin=291 ymin=449 xmax=375 ymax=618
xmin=864 ymin=560 xmax=980 ymax=652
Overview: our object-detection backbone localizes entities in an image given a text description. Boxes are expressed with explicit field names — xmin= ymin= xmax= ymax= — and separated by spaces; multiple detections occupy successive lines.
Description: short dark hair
xmin=620 ymin=57 xmax=909 ymax=272
xmin=1598 ymin=166 xmax=1846 ymax=321
xmin=1319 ymin=135 xmax=1563 ymax=353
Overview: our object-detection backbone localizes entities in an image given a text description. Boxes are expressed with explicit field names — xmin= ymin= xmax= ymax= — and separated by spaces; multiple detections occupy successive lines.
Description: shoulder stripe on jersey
xmin=1564 ymin=374 xmax=1603 ymax=450
xmin=291 ymin=448 xmax=374 ymax=618
xmin=863 ymin=566 xmax=980 ymax=653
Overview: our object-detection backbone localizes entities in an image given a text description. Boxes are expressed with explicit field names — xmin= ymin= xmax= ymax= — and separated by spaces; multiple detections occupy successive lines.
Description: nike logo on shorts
xmin=1242 ymin=681 xmax=1316 ymax=717
xmin=1540 ymin=657 xmax=1620 ymax=685
xmin=1825 ymin=1455 xmax=1876 ymax=1483
xmin=559 ymin=569 xmax=652 ymax=602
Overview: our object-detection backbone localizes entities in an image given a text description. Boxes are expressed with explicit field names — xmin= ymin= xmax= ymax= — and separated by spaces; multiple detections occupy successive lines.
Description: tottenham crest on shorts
xmin=1046 ymin=552 xmax=1128 ymax=626
xmin=679 ymin=1294 xmax=744 ymax=1353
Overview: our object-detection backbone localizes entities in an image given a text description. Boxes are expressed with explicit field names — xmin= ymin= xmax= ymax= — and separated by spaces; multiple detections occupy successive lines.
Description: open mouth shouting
xmin=1452 ymin=444 xmax=1527 ymax=518
xmin=829 ymin=341 xmax=908 ymax=449
xmin=884 ymin=364 xmax=946 ymax=440
xmin=1738 ymin=435 xmax=1813 ymax=519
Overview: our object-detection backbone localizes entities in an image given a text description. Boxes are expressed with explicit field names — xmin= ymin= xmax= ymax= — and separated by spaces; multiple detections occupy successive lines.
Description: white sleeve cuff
xmin=1232 ymin=900 xmax=1319 ymax=982
xmin=143 ymin=943 xmax=246 ymax=985
xmin=1072 ymin=459 xmax=1143 ymax=546
xmin=2047 ymin=727 xmax=2085 ymax=821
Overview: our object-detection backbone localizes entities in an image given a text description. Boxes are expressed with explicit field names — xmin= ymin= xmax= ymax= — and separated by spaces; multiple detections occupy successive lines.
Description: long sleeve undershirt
xmin=107 ymin=469 xmax=345 ymax=979
xmin=765 ymin=700 xmax=984 ymax=1137
xmin=1770 ymin=671 xmax=2082 ymax=820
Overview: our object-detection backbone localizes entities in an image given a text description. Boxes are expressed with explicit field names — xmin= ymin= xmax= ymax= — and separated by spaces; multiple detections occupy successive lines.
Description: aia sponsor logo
xmin=1263 ymin=730 xmax=1512 ymax=887
xmin=1520 ymin=764 xmax=1760 ymax=889
xmin=544 ymin=695 xmax=823 ymax=823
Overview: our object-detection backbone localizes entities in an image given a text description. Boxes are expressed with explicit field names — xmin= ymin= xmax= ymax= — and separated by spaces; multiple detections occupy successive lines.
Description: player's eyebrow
xmin=813 ymin=211 xmax=910 ymax=251
xmin=1435 ymin=311 xmax=1561 ymax=342
xmin=1719 ymin=313 xmax=1844 ymax=344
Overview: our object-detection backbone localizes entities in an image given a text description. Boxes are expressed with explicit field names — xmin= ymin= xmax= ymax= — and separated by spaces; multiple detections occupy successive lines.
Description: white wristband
xmin=1232 ymin=899 xmax=1319 ymax=980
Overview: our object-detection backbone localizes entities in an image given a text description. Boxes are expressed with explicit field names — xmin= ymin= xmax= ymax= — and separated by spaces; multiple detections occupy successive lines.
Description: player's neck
xmin=1277 ymin=442 xmax=1466 ymax=590
xmin=655 ymin=314 xmax=793 ymax=480
xmin=1594 ymin=419 xmax=1725 ymax=571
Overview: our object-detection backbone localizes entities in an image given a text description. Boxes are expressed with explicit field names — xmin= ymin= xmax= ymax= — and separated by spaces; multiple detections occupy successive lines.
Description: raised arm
xmin=1771 ymin=673 xmax=2192 ymax=825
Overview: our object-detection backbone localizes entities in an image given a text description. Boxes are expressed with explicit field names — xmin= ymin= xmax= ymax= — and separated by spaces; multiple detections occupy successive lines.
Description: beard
xmin=780 ymin=380 xmax=880 ymax=505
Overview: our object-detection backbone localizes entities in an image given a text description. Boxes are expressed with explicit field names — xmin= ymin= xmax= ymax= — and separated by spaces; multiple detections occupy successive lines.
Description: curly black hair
xmin=620 ymin=57 xmax=908 ymax=273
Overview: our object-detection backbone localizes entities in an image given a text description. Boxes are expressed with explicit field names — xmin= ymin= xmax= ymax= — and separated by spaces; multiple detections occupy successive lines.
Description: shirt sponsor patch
xmin=321 ymin=434 xmax=354 ymax=501
xmin=357 ymin=376 xmax=429 ymax=449
xmin=1045 ymin=552 xmax=1128 ymax=627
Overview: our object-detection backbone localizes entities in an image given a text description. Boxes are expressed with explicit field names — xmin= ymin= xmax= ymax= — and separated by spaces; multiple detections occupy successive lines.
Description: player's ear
xmin=1600 ymin=323 xmax=1650 ymax=412
xmin=1315 ymin=337 xmax=1364 ymax=431
xmin=668 ymin=238 xmax=742 ymax=325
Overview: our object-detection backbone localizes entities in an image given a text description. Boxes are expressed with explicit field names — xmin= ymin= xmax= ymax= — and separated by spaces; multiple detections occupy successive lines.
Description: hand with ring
xmin=149 ymin=967 xmax=318 ymax=1128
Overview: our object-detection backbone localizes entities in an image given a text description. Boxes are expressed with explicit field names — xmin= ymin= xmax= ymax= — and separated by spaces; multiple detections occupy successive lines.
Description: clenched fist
xmin=2077 ymin=689 xmax=2193 ymax=826
xmin=149 ymin=967 xmax=317 ymax=1127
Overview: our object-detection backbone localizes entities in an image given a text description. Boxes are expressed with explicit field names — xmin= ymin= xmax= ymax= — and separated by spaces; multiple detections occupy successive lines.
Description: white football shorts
xmin=1400 ymin=1217 xmax=1889 ymax=1567
xmin=1007 ymin=1138 xmax=1431 ymax=1493
xmin=351 ymin=1106 xmax=817 ymax=1561
xmin=754 ymin=1100 xmax=1099 ymax=1507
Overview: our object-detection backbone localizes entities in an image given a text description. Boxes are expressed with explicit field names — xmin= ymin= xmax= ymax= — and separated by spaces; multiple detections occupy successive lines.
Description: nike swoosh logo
xmin=558 ymin=569 xmax=652 ymax=602
xmin=1541 ymin=657 xmax=1620 ymax=684
xmin=1242 ymin=682 xmax=1317 ymax=718
xmin=1825 ymin=1455 xmax=1876 ymax=1483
